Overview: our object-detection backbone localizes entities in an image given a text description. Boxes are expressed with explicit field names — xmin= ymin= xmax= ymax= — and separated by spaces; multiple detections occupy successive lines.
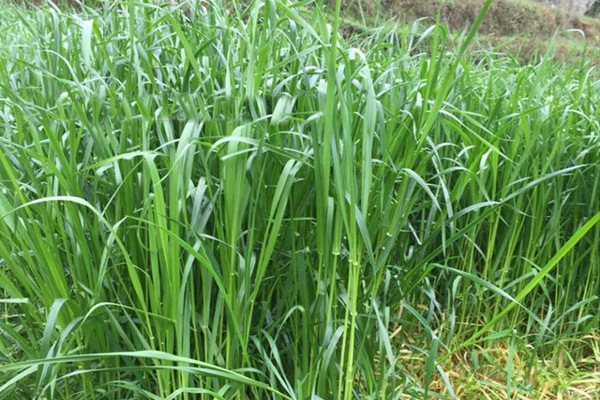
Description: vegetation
xmin=0 ymin=0 xmax=598 ymax=399
xmin=341 ymin=0 xmax=600 ymax=64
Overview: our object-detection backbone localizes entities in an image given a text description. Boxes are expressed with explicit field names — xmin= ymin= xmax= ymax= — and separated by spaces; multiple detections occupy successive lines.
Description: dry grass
xmin=397 ymin=334 xmax=600 ymax=399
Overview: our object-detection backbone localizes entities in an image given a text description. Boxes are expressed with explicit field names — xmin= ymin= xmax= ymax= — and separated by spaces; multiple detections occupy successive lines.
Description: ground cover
xmin=0 ymin=1 xmax=598 ymax=398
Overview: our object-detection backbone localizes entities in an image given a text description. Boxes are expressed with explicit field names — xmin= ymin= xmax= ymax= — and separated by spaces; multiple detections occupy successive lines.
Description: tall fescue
xmin=0 ymin=0 xmax=598 ymax=398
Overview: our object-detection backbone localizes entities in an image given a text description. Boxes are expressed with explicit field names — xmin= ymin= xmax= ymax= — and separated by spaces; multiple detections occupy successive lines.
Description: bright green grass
xmin=0 ymin=1 xmax=598 ymax=399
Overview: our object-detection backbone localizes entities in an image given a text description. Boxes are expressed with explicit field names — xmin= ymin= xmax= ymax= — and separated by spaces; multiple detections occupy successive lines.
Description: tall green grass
xmin=0 ymin=0 xmax=598 ymax=398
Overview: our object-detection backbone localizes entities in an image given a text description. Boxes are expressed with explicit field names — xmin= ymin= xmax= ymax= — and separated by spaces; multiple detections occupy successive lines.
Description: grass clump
xmin=0 ymin=0 xmax=598 ymax=398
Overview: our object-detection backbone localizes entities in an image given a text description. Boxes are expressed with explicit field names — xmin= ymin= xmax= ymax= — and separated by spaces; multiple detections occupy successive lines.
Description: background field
xmin=339 ymin=0 xmax=600 ymax=64
xmin=0 ymin=1 xmax=598 ymax=399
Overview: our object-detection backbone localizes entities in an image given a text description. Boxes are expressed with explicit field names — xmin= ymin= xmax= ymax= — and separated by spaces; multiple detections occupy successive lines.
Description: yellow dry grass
xmin=394 ymin=333 xmax=600 ymax=399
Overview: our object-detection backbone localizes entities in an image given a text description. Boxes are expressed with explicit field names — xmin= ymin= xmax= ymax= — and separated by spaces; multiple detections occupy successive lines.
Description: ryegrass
xmin=0 ymin=0 xmax=598 ymax=398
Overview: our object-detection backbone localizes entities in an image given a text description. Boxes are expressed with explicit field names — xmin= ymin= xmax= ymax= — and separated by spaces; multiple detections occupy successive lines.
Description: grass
xmin=339 ymin=0 xmax=600 ymax=64
xmin=400 ymin=334 xmax=599 ymax=399
xmin=0 ymin=0 xmax=598 ymax=398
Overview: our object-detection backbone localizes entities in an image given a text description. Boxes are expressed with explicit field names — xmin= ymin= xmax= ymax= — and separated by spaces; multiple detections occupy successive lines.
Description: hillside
xmin=534 ymin=0 xmax=599 ymax=16
xmin=340 ymin=0 xmax=600 ymax=63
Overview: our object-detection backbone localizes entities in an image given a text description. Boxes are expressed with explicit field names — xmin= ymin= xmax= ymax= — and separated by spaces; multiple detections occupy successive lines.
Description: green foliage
xmin=0 ymin=0 xmax=598 ymax=398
